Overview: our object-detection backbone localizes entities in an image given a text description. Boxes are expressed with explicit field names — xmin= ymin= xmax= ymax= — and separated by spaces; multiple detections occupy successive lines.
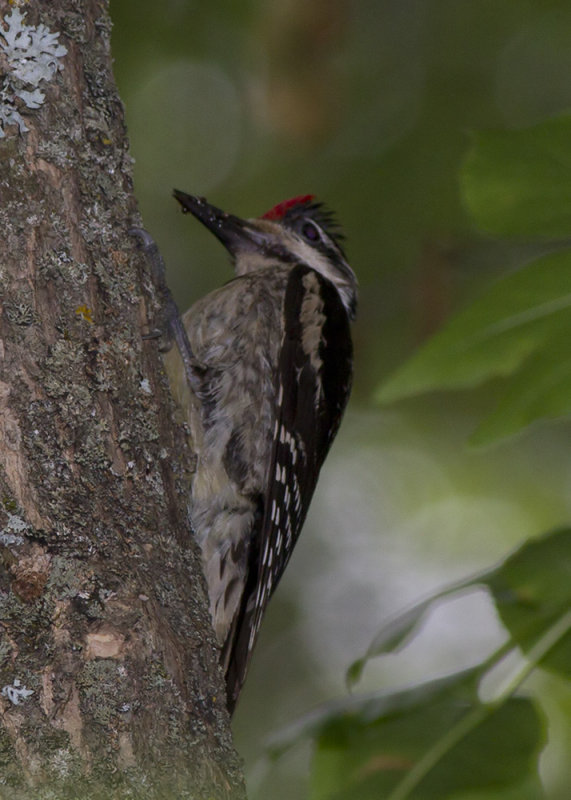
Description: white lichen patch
xmin=0 ymin=8 xmax=67 ymax=137
xmin=2 ymin=678 xmax=34 ymax=705
xmin=49 ymin=747 xmax=74 ymax=779
xmin=0 ymin=512 xmax=29 ymax=546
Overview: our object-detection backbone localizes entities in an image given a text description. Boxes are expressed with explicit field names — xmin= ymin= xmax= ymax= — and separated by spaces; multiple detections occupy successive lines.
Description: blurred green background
xmin=111 ymin=2 xmax=571 ymax=797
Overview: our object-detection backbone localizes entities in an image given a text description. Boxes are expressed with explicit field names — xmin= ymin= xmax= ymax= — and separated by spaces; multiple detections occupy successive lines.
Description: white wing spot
xmin=293 ymin=476 xmax=301 ymax=512
xmin=275 ymin=463 xmax=287 ymax=484
xmin=290 ymin=439 xmax=298 ymax=464
xmin=249 ymin=625 xmax=257 ymax=649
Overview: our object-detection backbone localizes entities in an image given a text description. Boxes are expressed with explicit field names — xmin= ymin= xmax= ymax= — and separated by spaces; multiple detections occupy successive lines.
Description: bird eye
xmin=301 ymin=221 xmax=320 ymax=243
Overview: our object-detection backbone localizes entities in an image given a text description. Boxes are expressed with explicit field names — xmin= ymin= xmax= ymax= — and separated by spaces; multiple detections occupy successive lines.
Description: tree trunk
xmin=0 ymin=1 xmax=245 ymax=797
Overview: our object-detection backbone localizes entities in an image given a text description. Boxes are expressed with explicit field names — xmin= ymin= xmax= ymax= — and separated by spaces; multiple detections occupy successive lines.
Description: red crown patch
xmin=261 ymin=195 xmax=315 ymax=220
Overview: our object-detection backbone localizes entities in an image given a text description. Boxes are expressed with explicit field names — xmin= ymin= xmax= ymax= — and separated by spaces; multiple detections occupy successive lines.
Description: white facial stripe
xmin=238 ymin=219 xmax=356 ymax=317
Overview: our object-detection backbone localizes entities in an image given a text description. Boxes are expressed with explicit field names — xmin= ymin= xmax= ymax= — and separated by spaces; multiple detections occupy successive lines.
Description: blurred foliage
xmin=380 ymin=114 xmax=571 ymax=444
xmin=347 ymin=528 xmax=571 ymax=684
xmin=274 ymin=676 xmax=544 ymax=800
xmin=462 ymin=116 xmax=571 ymax=238
xmin=270 ymin=529 xmax=571 ymax=799
xmin=110 ymin=1 xmax=571 ymax=798
xmin=378 ymin=250 xmax=571 ymax=444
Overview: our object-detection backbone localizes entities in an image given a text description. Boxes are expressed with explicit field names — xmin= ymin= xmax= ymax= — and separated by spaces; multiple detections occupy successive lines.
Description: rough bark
xmin=0 ymin=1 xmax=245 ymax=797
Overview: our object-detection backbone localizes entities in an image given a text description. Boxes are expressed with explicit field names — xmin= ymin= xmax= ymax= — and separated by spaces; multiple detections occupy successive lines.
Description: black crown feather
xmin=261 ymin=195 xmax=345 ymax=254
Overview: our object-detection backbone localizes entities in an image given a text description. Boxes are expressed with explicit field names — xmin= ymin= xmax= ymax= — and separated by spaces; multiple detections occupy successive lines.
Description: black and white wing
xmin=224 ymin=264 xmax=353 ymax=711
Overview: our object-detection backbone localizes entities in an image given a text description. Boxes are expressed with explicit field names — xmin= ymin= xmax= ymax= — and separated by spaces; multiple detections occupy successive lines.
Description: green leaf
xmin=307 ymin=673 xmax=544 ymax=800
xmin=486 ymin=528 xmax=571 ymax=677
xmin=347 ymin=529 xmax=571 ymax=690
xmin=461 ymin=113 xmax=571 ymax=237
xmin=377 ymin=250 xmax=571 ymax=404
xmin=346 ymin=600 xmax=434 ymax=689
xmin=270 ymin=530 xmax=571 ymax=799
xmin=470 ymin=328 xmax=571 ymax=444
xmin=346 ymin=577 xmax=482 ymax=689
xmin=267 ymin=670 xmax=480 ymax=760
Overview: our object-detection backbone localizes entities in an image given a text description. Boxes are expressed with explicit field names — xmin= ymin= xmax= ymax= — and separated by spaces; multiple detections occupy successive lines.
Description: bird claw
xmin=131 ymin=226 xmax=200 ymax=391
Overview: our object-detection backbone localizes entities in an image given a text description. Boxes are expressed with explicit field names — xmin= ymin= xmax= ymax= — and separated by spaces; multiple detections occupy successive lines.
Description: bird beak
xmin=173 ymin=190 xmax=265 ymax=255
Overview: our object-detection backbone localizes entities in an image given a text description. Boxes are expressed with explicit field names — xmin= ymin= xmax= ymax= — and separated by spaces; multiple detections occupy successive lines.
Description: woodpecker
xmin=166 ymin=191 xmax=357 ymax=714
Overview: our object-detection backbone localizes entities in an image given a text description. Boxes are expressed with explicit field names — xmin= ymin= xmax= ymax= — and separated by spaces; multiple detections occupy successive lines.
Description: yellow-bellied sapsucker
xmin=167 ymin=192 xmax=357 ymax=713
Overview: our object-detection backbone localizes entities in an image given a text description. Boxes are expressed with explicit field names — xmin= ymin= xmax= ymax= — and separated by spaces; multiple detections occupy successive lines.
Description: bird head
xmin=174 ymin=190 xmax=358 ymax=320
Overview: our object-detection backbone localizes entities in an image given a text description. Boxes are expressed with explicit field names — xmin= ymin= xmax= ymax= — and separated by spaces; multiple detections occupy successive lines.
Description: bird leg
xmin=130 ymin=226 xmax=202 ymax=394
